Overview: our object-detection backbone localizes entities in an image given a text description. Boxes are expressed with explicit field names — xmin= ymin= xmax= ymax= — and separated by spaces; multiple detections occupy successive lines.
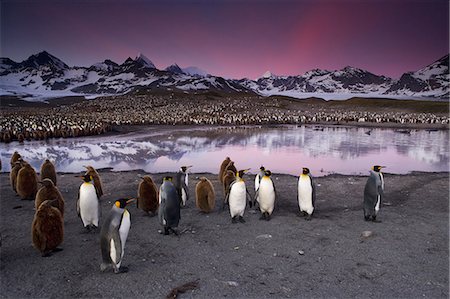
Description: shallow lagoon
xmin=1 ymin=125 xmax=448 ymax=176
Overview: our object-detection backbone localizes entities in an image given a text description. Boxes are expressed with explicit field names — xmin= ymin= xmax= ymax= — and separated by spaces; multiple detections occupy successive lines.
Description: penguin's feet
xmin=265 ymin=213 xmax=271 ymax=221
xmin=41 ymin=251 xmax=52 ymax=257
xmin=231 ymin=217 xmax=238 ymax=224
xmin=163 ymin=228 xmax=170 ymax=235
xmin=238 ymin=216 xmax=246 ymax=223
xmin=53 ymin=247 xmax=63 ymax=252
xmin=114 ymin=266 xmax=129 ymax=274
xmin=170 ymin=228 xmax=179 ymax=236
xmin=364 ymin=216 xmax=371 ymax=221
xmin=259 ymin=214 xmax=265 ymax=220
xmin=305 ymin=214 xmax=312 ymax=221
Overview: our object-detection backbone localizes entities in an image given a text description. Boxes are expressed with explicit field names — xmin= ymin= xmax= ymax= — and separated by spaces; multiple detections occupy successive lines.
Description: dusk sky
xmin=1 ymin=0 xmax=448 ymax=79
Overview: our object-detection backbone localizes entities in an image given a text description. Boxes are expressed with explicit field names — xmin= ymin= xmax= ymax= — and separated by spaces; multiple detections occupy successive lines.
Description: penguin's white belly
xmin=258 ymin=180 xmax=275 ymax=214
xmin=110 ymin=210 xmax=131 ymax=269
xmin=254 ymin=174 xmax=260 ymax=193
xmin=229 ymin=181 xmax=246 ymax=217
xmin=181 ymin=188 xmax=187 ymax=206
xmin=79 ymin=184 xmax=99 ymax=226
xmin=375 ymin=195 xmax=380 ymax=213
xmin=298 ymin=177 xmax=314 ymax=215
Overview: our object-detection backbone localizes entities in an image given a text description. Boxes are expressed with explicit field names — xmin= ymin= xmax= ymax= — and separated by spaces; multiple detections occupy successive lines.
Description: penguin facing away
xmin=16 ymin=162 xmax=38 ymax=200
xmin=222 ymin=170 xmax=236 ymax=209
xmin=364 ymin=165 xmax=385 ymax=222
xmin=10 ymin=160 xmax=23 ymax=194
xmin=77 ymin=174 xmax=100 ymax=231
xmin=224 ymin=161 xmax=237 ymax=177
xmin=254 ymin=166 xmax=266 ymax=193
xmin=10 ymin=151 xmax=21 ymax=168
xmin=256 ymin=170 xmax=276 ymax=221
xmin=100 ymin=198 xmax=135 ymax=274
xmin=195 ymin=177 xmax=216 ymax=213
xmin=174 ymin=165 xmax=192 ymax=207
xmin=137 ymin=175 xmax=159 ymax=215
xmin=31 ymin=199 xmax=64 ymax=257
xmin=226 ymin=169 xmax=252 ymax=223
xmin=40 ymin=159 xmax=57 ymax=186
xmin=297 ymin=167 xmax=315 ymax=220
xmin=158 ymin=176 xmax=181 ymax=235
xmin=84 ymin=165 xmax=103 ymax=199
xmin=35 ymin=178 xmax=65 ymax=217
xmin=219 ymin=157 xmax=231 ymax=184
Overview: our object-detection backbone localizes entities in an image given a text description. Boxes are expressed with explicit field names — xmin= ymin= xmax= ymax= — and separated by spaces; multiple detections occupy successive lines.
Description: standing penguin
xmin=77 ymin=174 xmax=100 ymax=231
xmin=35 ymin=178 xmax=65 ymax=216
xmin=254 ymin=166 xmax=266 ymax=193
xmin=174 ymin=165 xmax=192 ymax=207
xmin=10 ymin=160 xmax=23 ymax=194
xmin=363 ymin=165 xmax=385 ymax=222
xmin=100 ymin=198 xmax=135 ymax=274
xmin=16 ymin=162 xmax=38 ymax=200
xmin=256 ymin=170 xmax=276 ymax=221
xmin=137 ymin=175 xmax=159 ymax=216
xmin=222 ymin=170 xmax=236 ymax=209
xmin=158 ymin=177 xmax=181 ymax=235
xmin=40 ymin=159 xmax=57 ymax=186
xmin=219 ymin=157 xmax=231 ymax=184
xmin=297 ymin=167 xmax=315 ymax=220
xmin=10 ymin=151 xmax=21 ymax=168
xmin=84 ymin=165 xmax=103 ymax=199
xmin=31 ymin=199 xmax=64 ymax=257
xmin=195 ymin=177 xmax=215 ymax=213
xmin=224 ymin=161 xmax=237 ymax=177
xmin=226 ymin=169 xmax=251 ymax=223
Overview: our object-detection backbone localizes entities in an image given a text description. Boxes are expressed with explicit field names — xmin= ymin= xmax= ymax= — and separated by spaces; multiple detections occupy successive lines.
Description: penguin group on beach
xmin=5 ymin=150 xmax=388 ymax=276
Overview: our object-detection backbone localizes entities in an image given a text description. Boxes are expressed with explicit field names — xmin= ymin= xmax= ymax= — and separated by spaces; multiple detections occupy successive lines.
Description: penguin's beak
xmin=243 ymin=168 xmax=251 ymax=173
xmin=380 ymin=166 xmax=387 ymax=168
xmin=186 ymin=165 xmax=193 ymax=169
xmin=126 ymin=198 xmax=137 ymax=204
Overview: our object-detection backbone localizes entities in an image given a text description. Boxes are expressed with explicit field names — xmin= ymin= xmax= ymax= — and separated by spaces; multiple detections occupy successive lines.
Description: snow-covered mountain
xmin=0 ymin=51 xmax=448 ymax=100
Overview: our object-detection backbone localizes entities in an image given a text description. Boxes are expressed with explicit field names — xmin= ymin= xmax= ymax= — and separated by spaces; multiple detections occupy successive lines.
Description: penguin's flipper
xmin=76 ymin=191 xmax=81 ymax=218
xmin=310 ymin=174 xmax=316 ymax=208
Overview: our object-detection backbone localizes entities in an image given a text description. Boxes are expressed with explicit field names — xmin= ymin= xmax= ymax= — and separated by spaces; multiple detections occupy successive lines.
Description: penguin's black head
xmin=114 ymin=198 xmax=136 ymax=209
xmin=163 ymin=176 xmax=173 ymax=182
xmin=264 ymin=170 xmax=272 ymax=177
xmin=82 ymin=174 xmax=93 ymax=182
xmin=302 ymin=168 xmax=310 ymax=175
xmin=180 ymin=165 xmax=192 ymax=173
xmin=372 ymin=165 xmax=385 ymax=172
xmin=237 ymin=169 xmax=250 ymax=178
xmin=260 ymin=166 xmax=265 ymax=171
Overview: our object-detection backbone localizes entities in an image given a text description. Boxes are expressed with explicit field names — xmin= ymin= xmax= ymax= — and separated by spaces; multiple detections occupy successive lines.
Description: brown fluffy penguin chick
xmin=10 ymin=160 xmax=23 ymax=193
xmin=195 ymin=177 xmax=216 ymax=213
xmin=224 ymin=161 xmax=237 ymax=177
xmin=16 ymin=162 xmax=38 ymax=200
xmin=137 ymin=175 xmax=159 ymax=215
xmin=35 ymin=178 xmax=65 ymax=217
xmin=10 ymin=151 xmax=21 ymax=168
xmin=222 ymin=170 xmax=236 ymax=203
xmin=84 ymin=165 xmax=103 ymax=198
xmin=218 ymin=157 xmax=231 ymax=184
xmin=31 ymin=199 xmax=64 ymax=257
xmin=40 ymin=159 xmax=57 ymax=186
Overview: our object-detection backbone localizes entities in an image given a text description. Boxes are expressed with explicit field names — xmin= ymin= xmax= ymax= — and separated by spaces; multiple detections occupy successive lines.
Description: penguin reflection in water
xmin=159 ymin=177 xmax=181 ymax=235
xmin=364 ymin=165 xmax=385 ymax=222
xmin=226 ymin=169 xmax=252 ymax=223
xmin=100 ymin=198 xmax=135 ymax=274
xmin=297 ymin=167 xmax=315 ymax=220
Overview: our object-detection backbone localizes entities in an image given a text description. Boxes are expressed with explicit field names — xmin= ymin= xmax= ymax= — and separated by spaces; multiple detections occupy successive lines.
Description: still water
xmin=1 ymin=125 xmax=448 ymax=176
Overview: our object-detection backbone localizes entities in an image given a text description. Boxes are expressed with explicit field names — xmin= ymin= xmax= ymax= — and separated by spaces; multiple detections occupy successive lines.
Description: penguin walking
xmin=84 ymin=165 xmax=103 ymax=199
xmin=222 ymin=170 xmax=236 ymax=209
xmin=10 ymin=159 xmax=23 ymax=194
xmin=297 ymin=167 xmax=315 ymax=220
xmin=158 ymin=177 xmax=181 ymax=235
xmin=16 ymin=162 xmax=38 ymax=200
xmin=254 ymin=166 xmax=266 ymax=193
xmin=31 ymin=199 xmax=64 ymax=257
xmin=77 ymin=174 xmax=100 ymax=231
xmin=35 ymin=178 xmax=65 ymax=216
xmin=195 ymin=177 xmax=215 ymax=213
xmin=255 ymin=170 xmax=276 ymax=220
xmin=364 ymin=165 xmax=385 ymax=222
xmin=219 ymin=157 xmax=231 ymax=184
xmin=226 ymin=169 xmax=251 ymax=223
xmin=100 ymin=198 xmax=135 ymax=273
xmin=40 ymin=159 xmax=57 ymax=186
xmin=174 ymin=165 xmax=192 ymax=207
xmin=137 ymin=175 xmax=159 ymax=216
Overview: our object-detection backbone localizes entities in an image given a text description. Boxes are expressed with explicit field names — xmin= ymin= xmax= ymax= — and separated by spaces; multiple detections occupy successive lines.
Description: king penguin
xmin=100 ymin=198 xmax=135 ymax=273
xmin=84 ymin=165 xmax=103 ymax=199
xmin=10 ymin=159 xmax=23 ymax=194
xmin=137 ymin=175 xmax=159 ymax=216
xmin=16 ymin=161 xmax=38 ymax=200
xmin=254 ymin=166 xmax=266 ymax=193
xmin=219 ymin=157 xmax=231 ymax=184
xmin=31 ymin=199 xmax=64 ymax=257
xmin=174 ymin=165 xmax=192 ymax=207
xmin=158 ymin=176 xmax=181 ymax=235
xmin=226 ymin=169 xmax=251 ymax=223
xmin=222 ymin=170 xmax=236 ymax=209
xmin=40 ymin=159 xmax=57 ymax=186
xmin=77 ymin=174 xmax=100 ymax=231
xmin=363 ymin=165 xmax=385 ymax=222
xmin=256 ymin=170 xmax=276 ymax=220
xmin=35 ymin=178 xmax=65 ymax=217
xmin=10 ymin=151 xmax=21 ymax=168
xmin=297 ymin=167 xmax=315 ymax=220
xmin=195 ymin=177 xmax=215 ymax=213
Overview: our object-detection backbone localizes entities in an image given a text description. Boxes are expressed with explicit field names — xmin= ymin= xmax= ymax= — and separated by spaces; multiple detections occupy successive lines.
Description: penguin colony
xmin=7 ymin=151 xmax=387 ymax=274
xmin=1 ymin=94 xmax=448 ymax=143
